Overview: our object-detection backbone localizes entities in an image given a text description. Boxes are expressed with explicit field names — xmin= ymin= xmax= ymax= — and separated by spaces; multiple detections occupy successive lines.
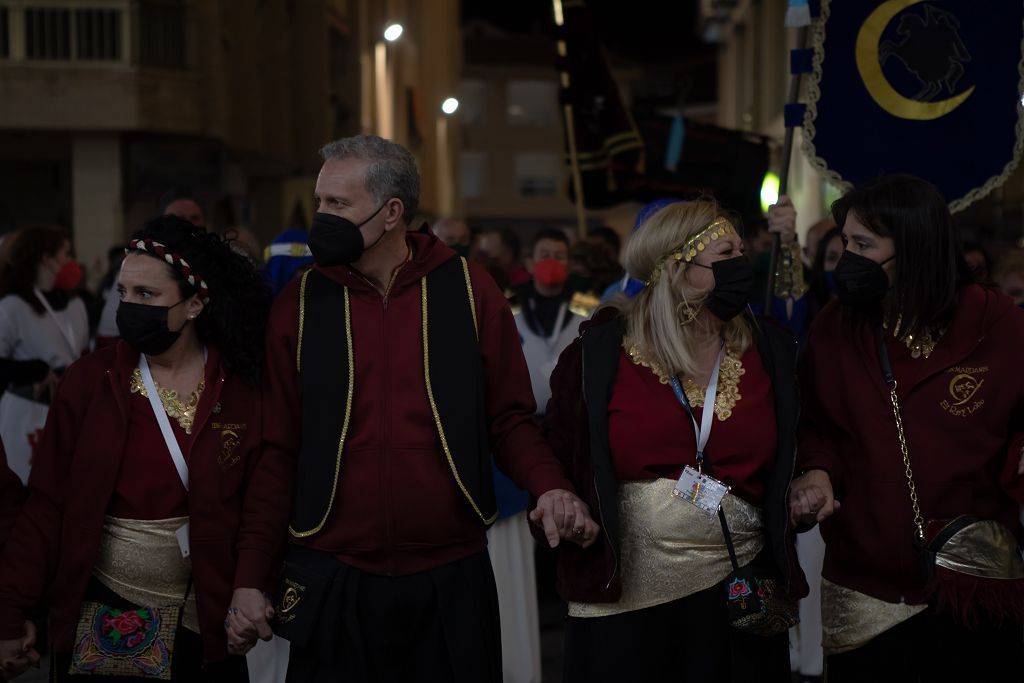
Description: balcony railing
xmin=0 ymin=0 xmax=187 ymax=68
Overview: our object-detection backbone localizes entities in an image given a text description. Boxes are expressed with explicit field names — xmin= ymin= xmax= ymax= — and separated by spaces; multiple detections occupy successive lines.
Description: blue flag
xmin=804 ymin=0 xmax=1024 ymax=210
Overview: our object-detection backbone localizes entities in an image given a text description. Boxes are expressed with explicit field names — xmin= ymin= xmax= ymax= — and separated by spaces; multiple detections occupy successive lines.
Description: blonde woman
xmin=542 ymin=200 xmax=807 ymax=682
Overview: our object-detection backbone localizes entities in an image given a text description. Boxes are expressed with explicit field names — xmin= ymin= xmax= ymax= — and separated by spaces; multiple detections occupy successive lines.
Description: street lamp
xmin=441 ymin=97 xmax=459 ymax=115
xmin=384 ymin=23 xmax=403 ymax=42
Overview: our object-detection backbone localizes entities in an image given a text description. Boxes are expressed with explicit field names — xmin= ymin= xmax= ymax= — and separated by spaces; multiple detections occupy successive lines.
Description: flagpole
xmin=764 ymin=24 xmax=809 ymax=313
xmin=554 ymin=0 xmax=589 ymax=238
xmin=563 ymin=103 xmax=590 ymax=238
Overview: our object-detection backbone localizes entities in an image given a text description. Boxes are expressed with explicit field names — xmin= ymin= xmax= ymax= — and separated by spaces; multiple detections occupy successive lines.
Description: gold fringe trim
xmin=459 ymin=257 xmax=479 ymax=340
xmin=289 ymin=285 xmax=354 ymax=538
xmin=296 ymin=270 xmax=311 ymax=373
xmin=421 ymin=276 xmax=498 ymax=526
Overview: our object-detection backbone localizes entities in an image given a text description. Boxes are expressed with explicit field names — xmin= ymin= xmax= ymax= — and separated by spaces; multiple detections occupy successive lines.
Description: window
xmin=460 ymin=151 xmax=487 ymax=199
xmin=10 ymin=5 xmax=130 ymax=63
xmin=515 ymin=152 xmax=560 ymax=197
xmin=25 ymin=8 xmax=71 ymax=61
xmin=139 ymin=0 xmax=186 ymax=69
xmin=457 ymin=80 xmax=487 ymax=126
xmin=0 ymin=8 xmax=9 ymax=58
xmin=76 ymin=9 xmax=122 ymax=61
xmin=506 ymin=80 xmax=558 ymax=127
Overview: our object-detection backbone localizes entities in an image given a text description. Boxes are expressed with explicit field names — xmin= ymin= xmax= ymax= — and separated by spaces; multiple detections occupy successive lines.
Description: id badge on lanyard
xmin=669 ymin=345 xmax=731 ymax=515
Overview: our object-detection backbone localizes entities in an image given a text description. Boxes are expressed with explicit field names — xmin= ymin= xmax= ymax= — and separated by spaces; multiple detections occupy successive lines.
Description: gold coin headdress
xmin=645 ymin=218 xmax=737 ymax=286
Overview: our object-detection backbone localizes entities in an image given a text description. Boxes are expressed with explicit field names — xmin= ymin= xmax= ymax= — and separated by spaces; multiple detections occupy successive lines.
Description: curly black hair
xmin=131 ymin=215 xmax=269 ymax=385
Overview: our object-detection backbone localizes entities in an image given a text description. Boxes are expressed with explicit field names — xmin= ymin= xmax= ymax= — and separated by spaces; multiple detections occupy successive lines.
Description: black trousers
xmin=563 ymin=579 xmax=791 ymax=683
xmin=826 ymin=609 xmax=1024 ymax=683
xmin=52 ymin=579 xmax=248 ymax=683
xmin=286 ymin=550 xmax=501 ymax=683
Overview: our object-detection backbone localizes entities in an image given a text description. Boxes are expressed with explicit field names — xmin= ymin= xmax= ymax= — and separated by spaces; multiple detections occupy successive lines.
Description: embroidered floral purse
xmin=720 ymin=511 xmax=800 ymax=636
xmin=69 ymin=582 xmax=190 ymax=679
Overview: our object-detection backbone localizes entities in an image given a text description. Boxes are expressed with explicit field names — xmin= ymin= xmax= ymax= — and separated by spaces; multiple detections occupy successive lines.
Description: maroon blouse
xmin=607 ymin=344 xmax=777 ymax=506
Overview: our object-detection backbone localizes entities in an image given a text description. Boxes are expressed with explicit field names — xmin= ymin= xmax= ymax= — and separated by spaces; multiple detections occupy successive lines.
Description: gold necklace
xmin=624 ymin=340 xmax=745 ymax=421
xmin=130 ymin=368 xmax=205 ymax=434
xmin=884 ymin=318 xmax=945 ymax=360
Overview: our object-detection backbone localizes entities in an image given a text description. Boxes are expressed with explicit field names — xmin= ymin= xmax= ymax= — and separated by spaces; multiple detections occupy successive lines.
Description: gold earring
xmin=676 ymin=300 xmax=699 ymax=326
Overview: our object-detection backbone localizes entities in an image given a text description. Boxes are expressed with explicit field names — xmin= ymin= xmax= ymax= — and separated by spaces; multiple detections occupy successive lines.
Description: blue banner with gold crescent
xmin=804 ymin=0 xmax=1024 ymax=211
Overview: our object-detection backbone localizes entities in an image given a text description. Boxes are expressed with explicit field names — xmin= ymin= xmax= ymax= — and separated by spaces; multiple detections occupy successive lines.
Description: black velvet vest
xmin=289 ymin=256 xmax=497 ymax=538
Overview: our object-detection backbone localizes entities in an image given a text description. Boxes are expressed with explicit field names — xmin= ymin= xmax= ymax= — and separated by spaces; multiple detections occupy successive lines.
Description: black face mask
xmin=308 ymin=202 xmax=388 ymax=267
xmin=834 ymin=251 xmax=893 ymax=308
xmin=693 ymin=256 xmax=755 ymax=321
xmin=116 ymin=300 xmax=187 ymax=356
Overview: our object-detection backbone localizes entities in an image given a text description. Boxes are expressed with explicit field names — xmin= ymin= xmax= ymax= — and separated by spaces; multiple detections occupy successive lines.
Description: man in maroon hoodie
xmin=239 ymin=135 xmax=597 ymax=682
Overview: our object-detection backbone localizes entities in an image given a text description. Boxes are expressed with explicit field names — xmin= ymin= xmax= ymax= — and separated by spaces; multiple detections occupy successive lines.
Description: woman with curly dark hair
xmin=0 ymin=215 xmax=285 ymax=682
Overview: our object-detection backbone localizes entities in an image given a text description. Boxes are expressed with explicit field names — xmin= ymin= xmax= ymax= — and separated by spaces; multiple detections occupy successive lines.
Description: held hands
xmin=767 ymin=195 xmax=797 ymax=245
xmin=224 ymin=587 xmax=274 ymax=656
xmin=530 ymin=489 xmax=601 ymax=549
xmin=788 ymin=469 xmax=841 ymax=528
xmin=0 ymin=621 xmax=39 ymax=680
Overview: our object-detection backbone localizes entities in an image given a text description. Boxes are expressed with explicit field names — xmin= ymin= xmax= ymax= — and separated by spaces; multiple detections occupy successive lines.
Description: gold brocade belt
xmin=569 ymin=478 xmax=764 ymax=618
xmin=92 ymin=516 xmax=200 ymax=633
xmin=821 ymin=578 xmax=926 ymax=655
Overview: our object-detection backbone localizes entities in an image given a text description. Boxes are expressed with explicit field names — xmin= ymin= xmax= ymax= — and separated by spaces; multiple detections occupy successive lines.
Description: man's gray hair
xmin=320 ymin=135 xmax=420 ymax=223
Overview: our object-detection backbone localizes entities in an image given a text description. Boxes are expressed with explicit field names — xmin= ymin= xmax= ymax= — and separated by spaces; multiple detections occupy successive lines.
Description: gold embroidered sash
xmin=569 ymin=478 xmax=764 ymax=618
xmin=93 ymin=516 xmax=199 ymax=633
xmin=820 ymin=578 xmax=926 ymax=654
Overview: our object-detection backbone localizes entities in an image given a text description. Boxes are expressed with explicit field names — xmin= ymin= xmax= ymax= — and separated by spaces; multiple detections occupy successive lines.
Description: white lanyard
xmin=138 ymin=354 xmax=190 ymax=491
xmin=669 ymin=344 xmax=724 ymax=467
xmin=33 ymin=288 xmax=78 ymax=357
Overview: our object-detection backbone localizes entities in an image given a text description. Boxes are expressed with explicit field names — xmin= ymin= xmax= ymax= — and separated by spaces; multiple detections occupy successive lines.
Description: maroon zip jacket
xmin=0 ymin=440 xmax=25 ymax=551
xmin=799 ymin=285 xmax=1024 ymax=604
xmin=262 ymin=231 xmax=573 ymax=576
xmin=0 ymin=343 xmax=284 ymax=661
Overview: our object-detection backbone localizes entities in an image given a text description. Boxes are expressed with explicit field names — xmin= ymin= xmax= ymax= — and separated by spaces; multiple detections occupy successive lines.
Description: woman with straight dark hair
xmin=790 ymin=174 xmax=1024 ymax=681
xmin=0 ymin=216 xmax=283 ymax=682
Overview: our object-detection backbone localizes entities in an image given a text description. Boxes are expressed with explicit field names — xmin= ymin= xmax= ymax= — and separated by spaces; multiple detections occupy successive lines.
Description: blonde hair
xmin=621 ymin=200 xmax=752 ymax=380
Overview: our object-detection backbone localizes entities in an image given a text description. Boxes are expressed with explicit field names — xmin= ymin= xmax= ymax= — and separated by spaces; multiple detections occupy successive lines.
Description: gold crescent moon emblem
xmin=280 ymin=586 xmax=300 ymax=613
xmin=948 ymin=373 xmax=984 ymax=406
xmin=855 ymin=0 xmax=974 ymax=121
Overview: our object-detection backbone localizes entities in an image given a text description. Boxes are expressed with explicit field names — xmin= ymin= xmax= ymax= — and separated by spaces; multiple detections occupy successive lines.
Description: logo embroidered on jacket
xmin=214 ymin=424 xmax=246 ymax=469
xmin=940 ymin=366 xmax=988 ymax=417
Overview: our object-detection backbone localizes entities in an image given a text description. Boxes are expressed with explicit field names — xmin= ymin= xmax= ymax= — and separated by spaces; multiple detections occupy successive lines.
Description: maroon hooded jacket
xmin=0 ymin=343 xmax=284 ymax=661
xmin=799 ymin=284 xmax=1024 ymax=604
xmin=261 ymin=231 xmax=573 ymax=576
xmin=0 ymin=440 xmax=25 ymax=551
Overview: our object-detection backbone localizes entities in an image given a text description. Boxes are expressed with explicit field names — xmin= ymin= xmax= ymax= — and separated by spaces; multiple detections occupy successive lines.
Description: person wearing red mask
xmin=487 ymin=229 xmax=587 ymax=683
xmin=0 ymin=225 xmax=89 ymax=482
xmin=516 ymin=229 xmax=586 ymax=415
